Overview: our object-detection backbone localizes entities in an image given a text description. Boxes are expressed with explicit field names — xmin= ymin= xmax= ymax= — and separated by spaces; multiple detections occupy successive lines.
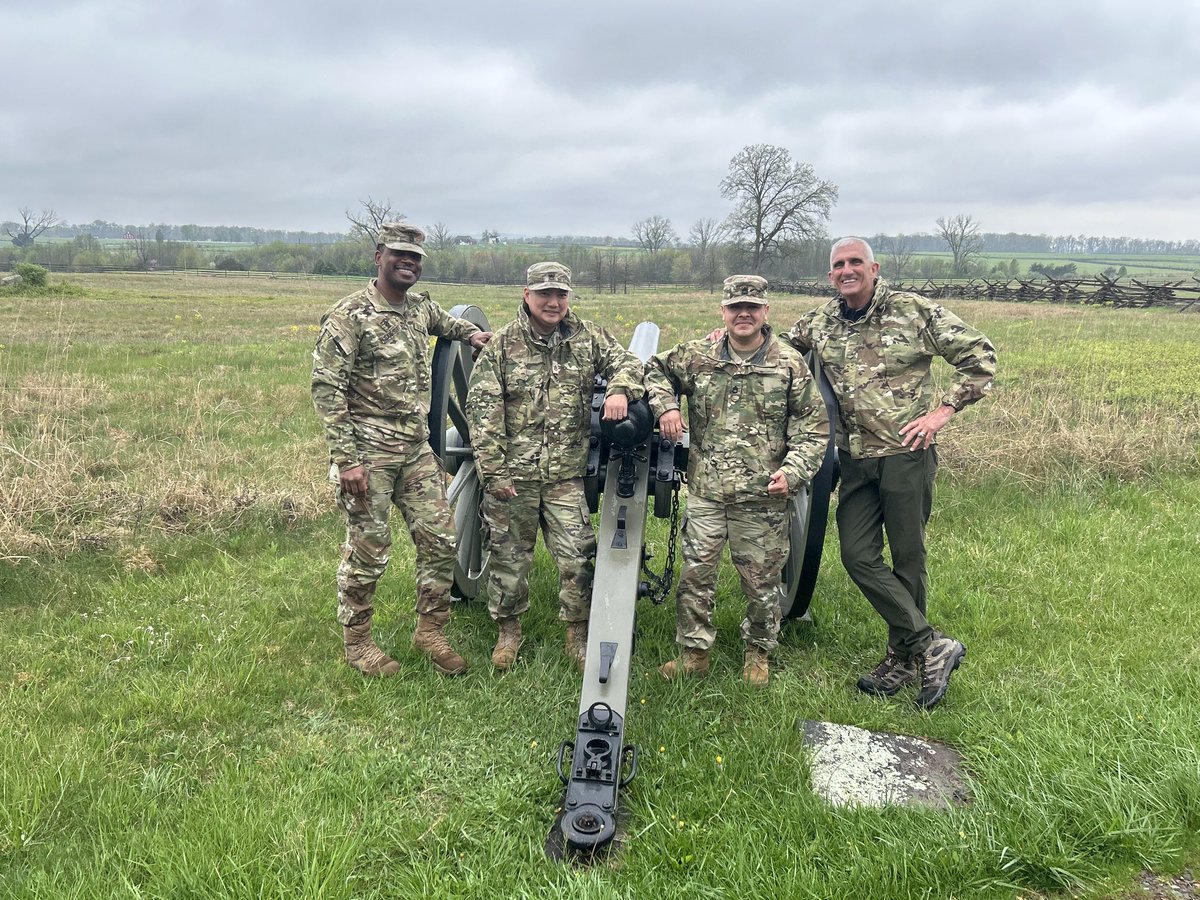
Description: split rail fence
xmin=775 ymin=276 xmax=1200 ymax=311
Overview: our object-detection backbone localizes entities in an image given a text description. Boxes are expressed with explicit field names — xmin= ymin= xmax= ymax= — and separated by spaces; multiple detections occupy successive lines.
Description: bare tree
xmin=688 ymin=217 xmax=728 ymax=256
xmin=6 ymin=207 xmax=61 ymax=248
xmin=689 ymin=218 xmax=728 ymax=293
xmin=631 ymin=215 xmax=677 ymax=254
xmin=720 ymin=144 xmax=837 ymax=272
xmin=345 ymin=197 xmax=402 ymax=245
xmin=875 ymin=233 xmax=916 ymax=280
xmin=427 ymin=222 xmax=452 ymax=251
xmin=936 ymin=214 xmax=984 ymax=277
xmin=127 ymin=229 xmax=155 ymax=270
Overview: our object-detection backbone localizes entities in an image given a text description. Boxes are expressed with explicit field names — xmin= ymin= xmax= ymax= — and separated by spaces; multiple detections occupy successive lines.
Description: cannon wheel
xmin=428 ymin=304 xmax=491 ymax=599
xmin=780 ymin=353 xmax=840 ymax=621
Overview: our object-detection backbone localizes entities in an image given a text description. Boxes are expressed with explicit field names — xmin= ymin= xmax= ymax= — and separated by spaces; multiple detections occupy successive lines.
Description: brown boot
xmin=564 ymin=621 xmax=588 ymax=673
xmin=412 ymin=613 xmax=467 ymax=676
xmin=743 ymin=647 xmax=769 ymax=687
xmin=491 ymin=618 xmax=522 ymax=671
xmin=343 ymin=621 xmax=401 ymax=677
xmin=658 ymin=647 xmax=711 ymax=679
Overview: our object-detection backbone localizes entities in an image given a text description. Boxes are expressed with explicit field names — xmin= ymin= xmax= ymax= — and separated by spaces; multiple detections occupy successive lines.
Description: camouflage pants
xmin=480 ymin=477 xmax=596 ymax=623
xmin=674 ymin=493 xmax=791 ymax=652
xmin=335 ymin=446 xmax=457 ymax=626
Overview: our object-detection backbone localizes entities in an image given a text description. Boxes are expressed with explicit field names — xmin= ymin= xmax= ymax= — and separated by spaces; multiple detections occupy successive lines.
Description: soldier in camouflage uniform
xmin=646 ymin=275 xmax=830 ymax=686
xmin=782 ymin=237 xmax=996 ymax=709
xmin=466 ymin=262 xmax=645 ymax=672
xmin=311 ymin=222 xmax=492 ymax=678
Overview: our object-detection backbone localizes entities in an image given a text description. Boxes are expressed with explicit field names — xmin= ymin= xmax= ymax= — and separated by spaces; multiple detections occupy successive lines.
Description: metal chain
xmin=642 ymin=478 xmax=682 ymax=606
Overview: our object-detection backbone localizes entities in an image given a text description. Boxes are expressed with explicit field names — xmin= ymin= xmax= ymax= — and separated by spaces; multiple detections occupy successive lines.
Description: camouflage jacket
xmin=467 ymin=306 xmax=645 ymax=491
xmin=311 ymin=281 xmax=481 ymax=469
xmin=645 ymin=326 xmax=830 ymax=504
xmin=783 ymin=278 xmax=996 ymax=459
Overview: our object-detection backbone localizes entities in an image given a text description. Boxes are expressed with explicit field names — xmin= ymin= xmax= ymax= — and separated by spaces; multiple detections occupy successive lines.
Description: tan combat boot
xmin=658 ymin=647 xmax=711 ymax=680
xmin=742 ymin=647 xmax=769 ymax=686
xmin=564 ymin=621 xmax=588 ymax=673
xmin=343 ymin=620 xmax=401 ymax=677
xmin=412 ymin=612 xmax=467 ymax=676
xmin=491 ymin=618 xmax=522 ymax=671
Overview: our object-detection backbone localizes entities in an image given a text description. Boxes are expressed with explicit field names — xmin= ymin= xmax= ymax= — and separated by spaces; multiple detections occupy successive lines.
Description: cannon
xmin=428 ymin=307 xmax=838 ymax=856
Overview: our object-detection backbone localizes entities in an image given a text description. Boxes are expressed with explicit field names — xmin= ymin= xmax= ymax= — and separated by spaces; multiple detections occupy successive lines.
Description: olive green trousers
xmin=836 ymin=447 xmax=938 ymax=660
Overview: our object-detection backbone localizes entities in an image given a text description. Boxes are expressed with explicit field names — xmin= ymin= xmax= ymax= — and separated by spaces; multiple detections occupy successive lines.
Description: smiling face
xmin=524 ymin=287 xmax=570 ymax=334
xmin=721 ymin=300 xmax=768 ymax=348
xmin=375 ymin=247 xmax=423 ymax=298
xmin=828 ymin=240 xmax=880 ymax=309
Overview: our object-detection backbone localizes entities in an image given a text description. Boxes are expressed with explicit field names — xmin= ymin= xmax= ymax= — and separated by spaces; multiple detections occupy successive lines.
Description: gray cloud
xmin=3 ymin=0 xmax=1197 ymax=240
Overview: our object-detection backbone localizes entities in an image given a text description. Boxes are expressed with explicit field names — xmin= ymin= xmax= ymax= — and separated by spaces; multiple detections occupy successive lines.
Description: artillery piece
xmin=427 ymin=307 xmax=838 ymax=856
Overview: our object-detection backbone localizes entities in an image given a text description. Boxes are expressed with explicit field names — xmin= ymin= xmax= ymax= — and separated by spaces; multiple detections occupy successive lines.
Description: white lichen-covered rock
xmin=1 ymin=274 xmax=22 ymax=286
xmin=799 ymin=719 xmax=969 ymax=809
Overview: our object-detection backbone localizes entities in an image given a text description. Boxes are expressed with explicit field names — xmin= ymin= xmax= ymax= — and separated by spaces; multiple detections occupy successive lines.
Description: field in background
xmin=1 ymin=273 xmax=1198 ymax=898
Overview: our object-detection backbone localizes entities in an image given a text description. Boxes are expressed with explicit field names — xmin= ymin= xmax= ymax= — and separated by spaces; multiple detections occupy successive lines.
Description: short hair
xmin=829 ymin=236 xmax=875 ymax=267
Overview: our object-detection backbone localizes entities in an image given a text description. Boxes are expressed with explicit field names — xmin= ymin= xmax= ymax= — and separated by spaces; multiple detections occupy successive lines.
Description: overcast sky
xmin=5 ymin=0 xmax=1198 ymax=242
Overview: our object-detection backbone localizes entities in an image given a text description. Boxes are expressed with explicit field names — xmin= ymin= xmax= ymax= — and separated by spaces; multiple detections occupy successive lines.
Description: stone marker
xmin=799 ymin=719 xmax=970 ymax=810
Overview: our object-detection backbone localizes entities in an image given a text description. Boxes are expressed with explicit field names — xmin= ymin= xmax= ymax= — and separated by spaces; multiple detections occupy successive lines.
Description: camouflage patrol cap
xmin=721 ymin=274 xmax=769 ymax=305
xmin=526 ymin=261 xmax=573 ymax=292
xmin=377 ymin=222 xmax=427 ymax=257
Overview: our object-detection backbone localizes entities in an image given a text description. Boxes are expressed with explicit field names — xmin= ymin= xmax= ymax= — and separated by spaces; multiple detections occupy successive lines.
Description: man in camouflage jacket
xmin=647 ymin=275 xmax=830 ymax=686
xmin=783 ymin=236 xmax=997 ymax=709
xmin=466 ymin=262 xmax=644 ymax=672
xmin=312 ymin=222 xmax=491 ymax=678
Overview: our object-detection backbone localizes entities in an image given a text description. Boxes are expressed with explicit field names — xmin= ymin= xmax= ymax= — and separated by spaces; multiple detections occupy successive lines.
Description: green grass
xmin=1 ymin=273 xmax=1198 ymax=898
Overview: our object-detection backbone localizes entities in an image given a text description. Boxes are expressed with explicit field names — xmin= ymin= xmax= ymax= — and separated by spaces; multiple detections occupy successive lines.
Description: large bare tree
xmin=345 ymin=197 xmax=402 ymax=245
xmin=6 ymin=207 xmax=61 ymax=247
xmin=631 ymin=215 xmax=677 ymax=254
xmin=720 ymin=144 xmax=837 ymax=272
xmin=936 ymin=214 xmax=984 ymax=277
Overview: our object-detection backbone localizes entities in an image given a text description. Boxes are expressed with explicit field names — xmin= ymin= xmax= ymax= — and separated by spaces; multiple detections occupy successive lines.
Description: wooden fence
xmin=775 ymin=276 xmax=1200 ymax=311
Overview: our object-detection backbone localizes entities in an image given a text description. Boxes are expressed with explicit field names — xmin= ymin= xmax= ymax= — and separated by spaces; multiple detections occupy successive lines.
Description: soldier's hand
xmin=706 ymin=327 xmax=725 ymax=342
xmin=899 ymin=404 xmax=955 ymax=450
xmin=339 ymin=464 xmax=369 ymax=498
xmin=469 ymin=331 xmax=493 ymax=360
xmin=658 ymin=410 xmax=685 ymax=443
xmin=489 ymin=485 xmax=518 ymax=501
xmin=601 ymin=393 xmax=628 ymax=421
xmin=767 ymin=470 xmax=791 ymax=497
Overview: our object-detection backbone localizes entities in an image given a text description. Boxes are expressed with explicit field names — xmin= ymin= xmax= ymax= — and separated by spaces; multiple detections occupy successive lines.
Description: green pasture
xmin=1 ymin=274 xmax=1198 ymax=898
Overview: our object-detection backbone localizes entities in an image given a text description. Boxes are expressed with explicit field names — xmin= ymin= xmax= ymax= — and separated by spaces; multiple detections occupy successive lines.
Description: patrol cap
xmin=721 ymin=274 xmax=769 ymax=306
xmin=377 ymin=222 xmax=427 ymax=257
xmin=526 ymin=261 xmax=573 ymax=292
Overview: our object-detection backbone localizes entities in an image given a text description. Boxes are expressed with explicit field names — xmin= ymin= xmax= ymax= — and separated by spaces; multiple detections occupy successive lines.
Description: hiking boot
xmin=658 ymin=648 xmax=710 ymax=679
xmin=857 ymin=646 xmax=919 ymax=696
xmin=914 ymin=634 xmax=966 ymax=710
xmin=343 ymin=621 xmax=401 ymax=677
xmin=564 ymin=621 xmax=588 ymax=673
xmin=491 ymin=618 xmax=522 ymax=671
xmin=412 ymin=613 xmax=468 ymax=676
xmin=742 ymin=647 xmax=769 ymax=687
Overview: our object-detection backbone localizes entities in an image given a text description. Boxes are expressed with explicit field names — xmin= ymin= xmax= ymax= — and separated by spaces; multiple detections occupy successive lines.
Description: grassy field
xmin=1 ymin=273 xmax=1198 ymax=898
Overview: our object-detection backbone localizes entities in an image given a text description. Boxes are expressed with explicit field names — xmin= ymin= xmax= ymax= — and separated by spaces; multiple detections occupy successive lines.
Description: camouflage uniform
xmin=467 ymin=303 xmax=645 ymax=623
xmin=783 ymin=277 xmax=996 ymax=659
xmin=645 ymin=325 xmax=830 ymax=651
xmin=311 ymin=280 xmax=481 ymax=627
